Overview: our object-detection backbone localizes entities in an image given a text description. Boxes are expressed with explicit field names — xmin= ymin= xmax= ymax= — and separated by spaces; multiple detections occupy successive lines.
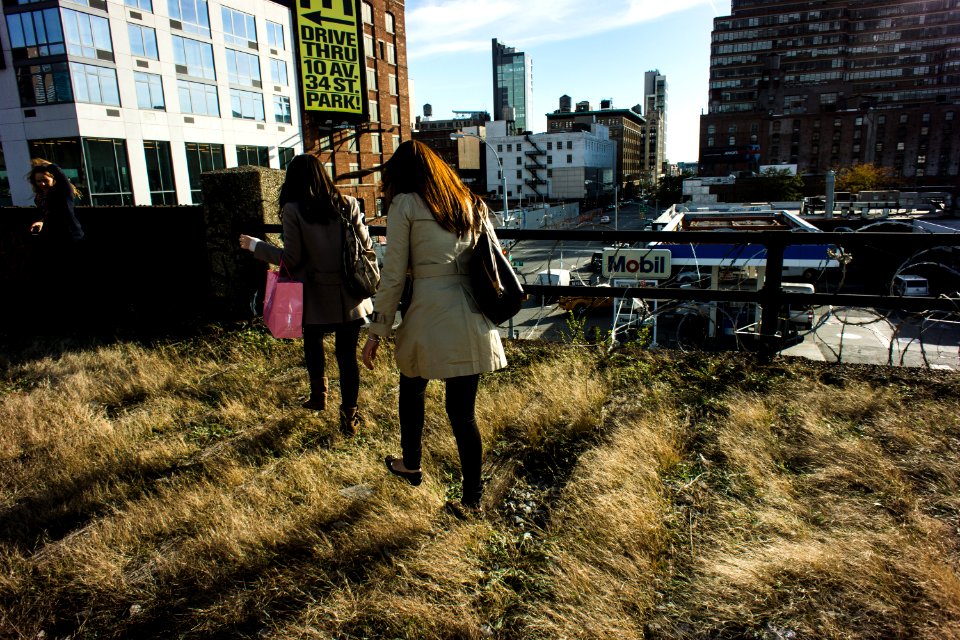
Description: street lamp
xmin=450 ymin=132 xmax=509 ymax=226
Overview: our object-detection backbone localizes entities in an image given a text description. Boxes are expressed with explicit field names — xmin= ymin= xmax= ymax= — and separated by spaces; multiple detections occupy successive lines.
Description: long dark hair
xmin=27 ymin=161 xmax=82 ymax=201
xmin=380 ymin=140 xmax=485 ymax=238
xmin=278 ymin=154 xmax=348 ymax=223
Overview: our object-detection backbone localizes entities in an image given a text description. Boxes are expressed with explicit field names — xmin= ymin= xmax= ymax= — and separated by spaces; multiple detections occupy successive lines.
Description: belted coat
xmin=254 ymin=197 xmax=374 ymax=326
xmin=367 ymin=192 xmax=507 ymax=380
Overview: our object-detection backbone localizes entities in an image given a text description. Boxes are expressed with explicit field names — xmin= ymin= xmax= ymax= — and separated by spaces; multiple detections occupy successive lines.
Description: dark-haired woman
xmin=27 ymin=161 xmax=86 ymax=321
xmin=361 ymin=140 xmax=507 ymax=516
xmin=240 ymin=154 xmax=374 ymax=435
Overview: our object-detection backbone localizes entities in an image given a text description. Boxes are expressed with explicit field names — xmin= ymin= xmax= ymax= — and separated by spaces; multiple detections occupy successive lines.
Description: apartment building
xmin=1 ymin=0 xmax=302 ymax=206
xmin=485 ymin=119 xmax=615 ymax=203
xmin=546 ymin=99 xmax=647 ymax=192
xmin=412 ymin=109 xmax=490 ymax=193
xmin=699 ymin=0 xmax=960 ymax=181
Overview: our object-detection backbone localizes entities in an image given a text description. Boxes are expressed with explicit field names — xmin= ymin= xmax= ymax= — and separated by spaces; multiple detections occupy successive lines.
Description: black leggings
xmin=303 ymin=321 xmax=362 ymax=408
xmin=399 ymin=373 xmax=482 ymax=506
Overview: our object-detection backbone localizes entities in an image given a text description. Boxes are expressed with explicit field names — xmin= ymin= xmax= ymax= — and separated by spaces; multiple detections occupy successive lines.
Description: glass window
xmin=28 ymin=138 xmax=85 ymax=201
xmin=221 ymin=6 xmax=256 ymax=46
xmin=168 ymin=0 xmax=209 ymax=37
xmin=392 ymin=134 xmax=400 ymax=151
xmin=16 ymin=62 xmax=73 ymax=106
xmin=278 ymin=147 xmax=295 ymax=169
xmin=134 ymin=71 xmax=164 ymax=109
xmin=369 ymin=100 xmax=378 ymax=121
xmin=364 ymin=33 xmax=373 ymax=58
xmin=273 ymin=94 xmax=290 ymax=123
xmin=567 ymin=141 xmax=572 ymax=149
xmin=172 ymin=36 xmax=215 ymax=80
xmin=5 ymin=9 xmax=66 ymax=58
xmin=71 ymin=62 xmax=120 ymax=105
xmin=230 ymin=88 xmax=264 ymax=120
xmin=236 ymin=144 xmax=269 ymax=167
xmin=128 ymin=24 xmax=158 ymax=59
xmin=567 ymin=154 xmax=572 ymax=163
xmin=385 ymin=43 xmax=395 ymax=64
xmin=269 ymin=58 xmax=287 ymax=85
xmin=348 ymin=163 xmax=359 ymax=185
xmin=390 ymin=103 xmax=398 ymax=124
xmin=361 ymin=2 xmax=372 ymax=23
xmin=266 ymin=21 xmax=284 ymax=49
xmin=366 ymin=66 xmax=377 ymax=90
xmin=124 ymin=0 xmax=152 ymax=11
xmin=385 ymin=12 xmax=394 ymax=33
xmin=371 ymin=133 xmax=381 ymax=153
xmin=81 ymin=137 xmax=132 ymax=205
xmin=225 ymin=48 xmax=260 ymax=86
xmin=184 ymin=141 xmax=224 ymax=203
xmin=62 ymin=8 xmax=112 ymax=59
xmin=388 ymin=73 xmax=397 ymax=95
xmin=143 ymin=140 xmax=176 ymax=204
xmin=177 ymin=79 xmax=218 ymax=115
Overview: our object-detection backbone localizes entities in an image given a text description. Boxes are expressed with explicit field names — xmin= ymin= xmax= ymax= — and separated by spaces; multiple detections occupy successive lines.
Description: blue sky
xmin=404 ymin=0 xmax=731 ymax=163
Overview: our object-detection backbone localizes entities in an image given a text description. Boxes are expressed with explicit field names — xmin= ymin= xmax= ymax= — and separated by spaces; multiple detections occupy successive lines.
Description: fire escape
xmin=523 ymin=134 xmax=547 ymax=198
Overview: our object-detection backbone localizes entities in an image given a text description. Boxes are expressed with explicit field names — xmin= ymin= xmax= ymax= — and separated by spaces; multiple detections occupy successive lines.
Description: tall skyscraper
xmin=492 ymin=39 xmax=533 ymax=133
xmin=699 ymin=0 xmax=960 ymax=181
xmin=643 ymin=70 xmax=668 ymax=179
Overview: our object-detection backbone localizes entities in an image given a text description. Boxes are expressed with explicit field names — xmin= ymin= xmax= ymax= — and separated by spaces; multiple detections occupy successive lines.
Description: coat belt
xmin=412 ymin=262 xmax=467 ymax=279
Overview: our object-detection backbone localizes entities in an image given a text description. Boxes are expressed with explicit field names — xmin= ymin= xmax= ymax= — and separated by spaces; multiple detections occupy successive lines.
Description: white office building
xmin=1 ymin=0 xmax=301 ymax=206
xmin=484 ymin=119 xmax=615 ymax=203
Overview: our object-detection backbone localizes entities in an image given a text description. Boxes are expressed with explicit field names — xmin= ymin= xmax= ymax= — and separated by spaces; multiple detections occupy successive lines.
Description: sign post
xmin=295 ymin=0 xmax=368 ymax=124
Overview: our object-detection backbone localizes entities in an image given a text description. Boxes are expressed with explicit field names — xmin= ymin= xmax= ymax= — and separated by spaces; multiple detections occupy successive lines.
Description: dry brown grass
xmin=1 ymin=329 xmax=959 ymax=639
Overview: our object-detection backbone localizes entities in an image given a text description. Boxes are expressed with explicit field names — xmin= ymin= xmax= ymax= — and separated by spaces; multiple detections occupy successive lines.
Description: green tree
xmin=756 ymin=167 xmax=805 ymax=200
xmin=835 ymin=163 xmax=899 ymax=193
xmin=654 ymin=174 xmax=686 ymax=206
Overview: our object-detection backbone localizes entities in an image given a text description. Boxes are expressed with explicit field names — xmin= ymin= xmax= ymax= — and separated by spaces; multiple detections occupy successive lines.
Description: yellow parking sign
xmin=295 ymin=0 xmax=367 ymax=121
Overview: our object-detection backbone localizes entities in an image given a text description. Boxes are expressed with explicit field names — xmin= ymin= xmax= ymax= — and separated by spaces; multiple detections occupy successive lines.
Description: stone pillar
xmin=201 ymin=165 xmax=285 ymax=317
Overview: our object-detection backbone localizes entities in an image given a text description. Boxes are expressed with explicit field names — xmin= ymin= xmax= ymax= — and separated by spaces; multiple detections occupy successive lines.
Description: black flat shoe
xmin=384 ymin=455 xmax=422 ymax=486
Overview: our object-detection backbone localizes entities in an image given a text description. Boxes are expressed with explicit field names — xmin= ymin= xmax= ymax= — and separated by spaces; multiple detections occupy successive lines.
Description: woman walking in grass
xmin=361 ymin=140 xmax=507 ymax=517
xmin=240 ymin=154 xmax=374 ymax=435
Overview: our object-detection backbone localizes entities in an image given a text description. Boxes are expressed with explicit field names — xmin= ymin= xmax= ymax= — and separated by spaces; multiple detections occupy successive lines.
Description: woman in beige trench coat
xmin=362 ymin=141 xmax=506 ymax=516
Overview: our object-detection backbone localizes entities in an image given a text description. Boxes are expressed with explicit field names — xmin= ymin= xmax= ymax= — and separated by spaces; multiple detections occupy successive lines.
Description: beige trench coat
xmin=254 ymin=197 xmax=374 ymax=325
xmin=368 ymin=193 xmax=507 ymax=380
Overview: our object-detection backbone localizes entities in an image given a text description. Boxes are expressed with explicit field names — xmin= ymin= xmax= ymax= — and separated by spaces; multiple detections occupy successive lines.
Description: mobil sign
xmin=601 ymin=248 xmax=672 ymax=279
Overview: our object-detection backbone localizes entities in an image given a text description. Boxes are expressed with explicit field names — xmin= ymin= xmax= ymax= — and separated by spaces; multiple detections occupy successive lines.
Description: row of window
xmin=16 ymin=60 xmax=293 ymax=122
xmin=497 ymin=140 xmax=575 ymax=152
xmin=23 ymin=136 xmax=296 ymax=205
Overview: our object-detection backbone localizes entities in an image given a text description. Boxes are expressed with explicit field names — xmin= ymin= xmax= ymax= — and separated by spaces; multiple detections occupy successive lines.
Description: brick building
xmin=699 ymin=0 xmax=960 ymax=184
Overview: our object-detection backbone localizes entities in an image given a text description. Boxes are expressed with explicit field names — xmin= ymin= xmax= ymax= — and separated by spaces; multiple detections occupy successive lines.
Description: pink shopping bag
xmin=263 ymin=268 xmax=303 ymax=339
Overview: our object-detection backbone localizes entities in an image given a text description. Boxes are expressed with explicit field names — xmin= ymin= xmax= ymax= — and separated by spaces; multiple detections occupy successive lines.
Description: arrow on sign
xmin=301 ymin=10 xmax=353 ymax=27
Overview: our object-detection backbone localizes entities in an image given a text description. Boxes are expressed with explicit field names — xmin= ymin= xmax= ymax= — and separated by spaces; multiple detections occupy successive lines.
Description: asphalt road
xmin=497 ymin=204 xmax=960 ymax=370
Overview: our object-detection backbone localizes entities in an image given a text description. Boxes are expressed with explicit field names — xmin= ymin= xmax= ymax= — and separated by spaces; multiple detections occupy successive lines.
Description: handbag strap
xmin=278 ymin=255 xmax=294 ymax=279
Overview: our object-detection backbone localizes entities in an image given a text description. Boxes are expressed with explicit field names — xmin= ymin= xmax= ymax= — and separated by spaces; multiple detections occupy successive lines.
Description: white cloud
xmin=406 ymin=0 xmax=719 ymax=58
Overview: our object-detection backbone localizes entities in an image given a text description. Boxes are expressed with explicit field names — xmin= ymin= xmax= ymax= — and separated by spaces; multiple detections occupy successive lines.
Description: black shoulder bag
xmin=469 ymin=219 xmax=525 ymax=325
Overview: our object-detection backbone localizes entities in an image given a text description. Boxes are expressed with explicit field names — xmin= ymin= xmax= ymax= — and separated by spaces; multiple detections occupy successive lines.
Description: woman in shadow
xmin=240 ymin=154 xmax=374 ymax=435
xmin=27 ymin=161 xmax=85 ymax=323
xmin=361 ymin=141 xmax=507 ymax=517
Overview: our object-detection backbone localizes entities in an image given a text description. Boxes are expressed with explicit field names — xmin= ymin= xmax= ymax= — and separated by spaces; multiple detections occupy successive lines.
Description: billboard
xmin=295 ymin=0 xmax=367 ymax=122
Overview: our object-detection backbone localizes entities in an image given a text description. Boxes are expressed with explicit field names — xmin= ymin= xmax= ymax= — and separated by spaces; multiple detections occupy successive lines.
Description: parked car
xmin=559 ymin=285 xmax=614 ymax=317
xmin=599 ymin=215 xmax=611 ymax=224
xmin=893 ymin=274 xmax=929 ymax=297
